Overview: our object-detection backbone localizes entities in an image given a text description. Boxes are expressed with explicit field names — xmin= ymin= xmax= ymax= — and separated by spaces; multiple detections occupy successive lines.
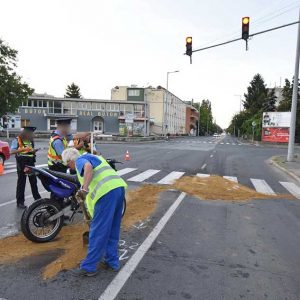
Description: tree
xmin=0 ymin=39 xmax=34 ymax=116
xmin=243 ymin=74 xmax=267 ymax=114
xmin=263 ymin=88 xmax=277 ymax=112
xmin=65 ymin=83 xmax=82 ymax=98
xmin=199 ymin=99 xmax=213 ymax=135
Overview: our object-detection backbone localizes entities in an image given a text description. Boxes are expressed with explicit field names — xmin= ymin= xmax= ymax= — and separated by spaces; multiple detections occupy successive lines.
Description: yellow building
xmin=111 ymin=85 xmax=187 ymax=135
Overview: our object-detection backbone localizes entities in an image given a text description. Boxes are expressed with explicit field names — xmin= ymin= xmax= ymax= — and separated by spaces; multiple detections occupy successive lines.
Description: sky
xmin=1 ymin=0 xmax=300 ymax=128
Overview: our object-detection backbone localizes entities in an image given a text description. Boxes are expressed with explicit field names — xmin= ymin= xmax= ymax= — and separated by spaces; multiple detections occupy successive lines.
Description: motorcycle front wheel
xmin=21 ymin=198 xmax=64 ymax=243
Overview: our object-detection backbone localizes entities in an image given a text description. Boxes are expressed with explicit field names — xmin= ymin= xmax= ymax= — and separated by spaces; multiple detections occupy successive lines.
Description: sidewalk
xmin=271 ymin=154 xmax=300 ymax=183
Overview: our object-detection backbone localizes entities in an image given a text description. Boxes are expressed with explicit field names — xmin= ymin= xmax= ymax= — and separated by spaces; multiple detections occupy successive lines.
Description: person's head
xmin=21 ymin=126 xmax=36 ymax=140
xmin=62 ymin=148 xmax=80 ymax=170
xmin=56 ymin=118 xmax=72 ymax=136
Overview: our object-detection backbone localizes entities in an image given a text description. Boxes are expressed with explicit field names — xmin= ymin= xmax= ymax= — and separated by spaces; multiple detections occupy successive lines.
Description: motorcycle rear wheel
xmin=21 ymin=198 xmax=64 ymax=243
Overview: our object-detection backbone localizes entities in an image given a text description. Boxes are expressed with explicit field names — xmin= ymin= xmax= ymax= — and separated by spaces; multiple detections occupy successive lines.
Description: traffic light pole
xmin=287 ymin=9 xmax=300 ymax=162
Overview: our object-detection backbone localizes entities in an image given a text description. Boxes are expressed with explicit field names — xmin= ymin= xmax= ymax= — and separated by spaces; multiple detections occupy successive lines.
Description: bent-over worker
xmin=62 ymin=148 xmax=127 ymax=277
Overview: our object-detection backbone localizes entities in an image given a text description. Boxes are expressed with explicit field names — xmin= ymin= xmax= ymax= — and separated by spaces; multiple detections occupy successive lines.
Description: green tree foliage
xmin=0 ymin=39 xmax=34 ymax=116
xmin=65 ymin=83 xmax=82 ymax=98
xmin=263 ymin=88 xmax=277 ymax=112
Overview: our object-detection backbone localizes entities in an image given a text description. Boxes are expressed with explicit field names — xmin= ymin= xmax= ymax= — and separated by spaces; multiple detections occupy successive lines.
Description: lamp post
xmin=164 ymin=70 xmax=179 ymax=136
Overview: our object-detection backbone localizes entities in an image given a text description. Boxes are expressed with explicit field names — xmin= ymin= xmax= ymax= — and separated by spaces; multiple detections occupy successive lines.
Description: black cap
xmin=22 ymin=126 xmax=36 ymax=132
xmin=55 ymin=118 xmax=72 ymax=125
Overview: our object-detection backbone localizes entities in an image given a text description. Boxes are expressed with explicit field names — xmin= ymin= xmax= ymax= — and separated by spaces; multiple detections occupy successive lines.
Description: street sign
xmin=252 ymin=121 xmax=256 ymax=127
xmin=125 ymin=113 xmax=134 ymax=124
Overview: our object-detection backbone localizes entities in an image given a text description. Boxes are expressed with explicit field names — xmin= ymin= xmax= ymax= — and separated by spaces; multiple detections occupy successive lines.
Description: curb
xmin=270 ymin=156 xmax=300 ymax=184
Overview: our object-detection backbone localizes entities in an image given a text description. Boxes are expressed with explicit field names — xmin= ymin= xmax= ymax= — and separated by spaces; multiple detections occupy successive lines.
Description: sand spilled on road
xmin=0 ymin=176 xmax=293 ymax=279
xmin=0 ymin=185 xmax=166 ymax=279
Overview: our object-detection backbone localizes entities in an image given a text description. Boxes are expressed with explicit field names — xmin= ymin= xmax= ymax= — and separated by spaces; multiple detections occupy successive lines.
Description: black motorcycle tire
xmin=21 ymin=198 xmax=64 ymax=243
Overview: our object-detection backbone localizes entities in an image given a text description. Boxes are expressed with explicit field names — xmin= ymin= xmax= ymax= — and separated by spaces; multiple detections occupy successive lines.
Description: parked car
xmin=0 ymin=140 xmax=10 ymax=164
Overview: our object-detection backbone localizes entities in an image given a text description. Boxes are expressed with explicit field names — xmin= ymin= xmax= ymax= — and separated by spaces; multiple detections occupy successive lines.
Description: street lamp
xmin=164 ymin=70 xmax=179 ymax=136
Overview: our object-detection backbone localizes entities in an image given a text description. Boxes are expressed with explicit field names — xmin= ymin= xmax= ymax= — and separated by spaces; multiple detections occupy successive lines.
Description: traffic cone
xmin=125 ymin=150 xmax=131 ymax=161
xmin=0 ymin=161 xmax=4 ymax=175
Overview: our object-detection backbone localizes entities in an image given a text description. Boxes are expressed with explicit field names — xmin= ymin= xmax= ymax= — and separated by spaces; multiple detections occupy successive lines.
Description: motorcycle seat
xmin=47 ymin=169 xmax=80 ymax=185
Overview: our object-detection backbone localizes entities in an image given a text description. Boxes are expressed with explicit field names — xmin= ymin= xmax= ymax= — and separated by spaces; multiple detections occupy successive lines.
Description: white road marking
xmin=226 ymin=142 xmax=230 ymax=145
xmin=128 ymin=169 xmax=160 ymax=182
xmin=250 ymin=179 xmax=276 ymax=195
xmin=5 ymin=162 xmax=15 ymax=165
xmin=0 ymin=190 xmax=47 ymax=208
xmin=203 ymin=141 xmax=207 ymax=143
xmin=280 ymin=182 xmax=300 ymax=199
xmin=158 ymin=171 xmax=185 ymax=185
xmin=210 ymin=154 xmax=214 ymax=158
xmin=201 ymin=164 xmax=207 ymax=170
xmin=3 ymin=164 xmax=48 ymax=175
xmin=98 ymin=192 xmax=187 ymax=300
xmin=220 ymin=142 xmax=224 ymax=144
xmin=223 ymin=176 xmax=238 ymax=183
xmin=197 ymin=173 xmax=210 ymax=177
xmin=117 ymin=168 xmax=137 ymax=176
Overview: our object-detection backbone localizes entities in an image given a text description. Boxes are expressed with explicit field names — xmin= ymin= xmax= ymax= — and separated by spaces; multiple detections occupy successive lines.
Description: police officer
xmin=10 ymin=126 xmax=41 ymax=209
xmin=48 ymin=118 xmax=90 ymax=172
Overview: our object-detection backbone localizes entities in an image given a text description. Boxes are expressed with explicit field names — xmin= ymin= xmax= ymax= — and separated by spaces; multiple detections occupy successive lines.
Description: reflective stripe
xmin=93 ymin=165 xmax=112 ymax=177
xmin=91 ymin=175 xmax=122 ymax=199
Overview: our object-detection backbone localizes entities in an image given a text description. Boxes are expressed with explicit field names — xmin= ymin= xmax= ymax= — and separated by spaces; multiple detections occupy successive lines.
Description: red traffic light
xmin=242 ymin=17 xmax=250 ymax=40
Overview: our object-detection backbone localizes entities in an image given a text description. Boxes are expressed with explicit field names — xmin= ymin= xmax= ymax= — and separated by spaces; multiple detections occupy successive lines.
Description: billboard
xmin=262 ymin=112 xmax=291 ymax=143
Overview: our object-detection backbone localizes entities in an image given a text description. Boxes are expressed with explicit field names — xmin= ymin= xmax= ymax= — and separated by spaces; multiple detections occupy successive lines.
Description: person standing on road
xmin=10 ymin=126 xmax=41 ymax=209
xmin=61 ymin=148 xmax=127 ymax=277
xmin=48 ymin=118 xmax=90 ymax=173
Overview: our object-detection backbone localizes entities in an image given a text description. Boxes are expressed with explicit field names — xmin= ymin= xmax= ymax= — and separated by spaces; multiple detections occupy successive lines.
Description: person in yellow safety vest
xmin=48 ymin=118 xmax=90 ymax=173
xmin=61 ymin=148 xmax=127 ymax=277
xmin=69 ymin=136 xmax=98 ymax=155
xmin=10 ymin=126 xmax=41 ymax=209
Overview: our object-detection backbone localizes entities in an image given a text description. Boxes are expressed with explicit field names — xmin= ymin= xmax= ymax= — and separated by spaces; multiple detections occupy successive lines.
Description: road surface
xmin=0 ymin=135 xmax=300 ymax=300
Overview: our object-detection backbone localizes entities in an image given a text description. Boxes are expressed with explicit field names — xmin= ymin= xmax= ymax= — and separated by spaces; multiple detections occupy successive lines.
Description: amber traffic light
xmin=242 ymin=17 xmax=250 ymax=40
xmin=186 ymin=36 xmax=192 ymax=56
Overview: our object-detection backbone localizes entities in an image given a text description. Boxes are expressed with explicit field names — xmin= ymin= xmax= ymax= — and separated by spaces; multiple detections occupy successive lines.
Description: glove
xmin=76 ymin=189 xmax=88 ymax=201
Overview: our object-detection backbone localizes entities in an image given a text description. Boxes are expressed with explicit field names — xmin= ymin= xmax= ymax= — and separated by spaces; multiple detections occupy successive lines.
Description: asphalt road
xmin=1 ymin=135 xmax=300 ymax=300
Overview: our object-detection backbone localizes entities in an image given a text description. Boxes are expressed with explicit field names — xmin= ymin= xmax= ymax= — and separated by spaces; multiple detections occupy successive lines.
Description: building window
xmin=106 ymin=103 xmax=119 ymax=111
xmin=134 ymin=104 xmax=144 ymax=117
xmin=92 ymin=103 xmax=105 ymax=111
xmin=78 ymin=102 xmax=91 ymax=110
xmin=49 ymin=119 xmax=57 ymax=131
xmin=128 ymin=89 xmax=140 ymax=97
xmin=125 ymin=104 xmax=134 ymax=115
xmin=21 ymin=119 xmax=30 ymax=127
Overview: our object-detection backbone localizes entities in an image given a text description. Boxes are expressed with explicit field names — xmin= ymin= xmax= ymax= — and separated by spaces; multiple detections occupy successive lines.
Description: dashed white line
xmin=210 ymin=154 xmax=214 ymax=158
xmin=197 ymin=173 xmax=210 ymax=177
xmin=201 ymin=164 xmax=207 ymax=170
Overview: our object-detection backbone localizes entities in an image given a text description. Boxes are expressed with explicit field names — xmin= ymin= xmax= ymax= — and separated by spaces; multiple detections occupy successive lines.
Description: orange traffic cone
xmin=125 ymin=150 xmax=131 ymax=161
xmin=0 ymin=161 xmax=4 ymax=175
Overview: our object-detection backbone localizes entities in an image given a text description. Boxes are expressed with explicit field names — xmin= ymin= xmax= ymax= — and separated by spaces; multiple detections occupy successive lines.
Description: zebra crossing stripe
xmin=223 ymin=176 xmax=238 ymax=183
xmin=158 ymin=171 xmax=185 ymax=185
xmin=197 ymin=173 xmax=210 ymax=177
xmin=117 ymin=168 xmax=137 ymax=176
xmin=279 ymin=182 xmax=300 ymax=199
xmin=128 ymin=169 xmax=160 ymax=182
xmin=250 ymin=179 xmax=276 ymax=195
xmin=5 ymin=162 xmax=15 ymax=166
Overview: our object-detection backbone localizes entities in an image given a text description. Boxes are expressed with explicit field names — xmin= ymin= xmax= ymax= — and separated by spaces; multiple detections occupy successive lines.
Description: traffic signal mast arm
xmin=190 ymin=20 xmax=299 ymax=53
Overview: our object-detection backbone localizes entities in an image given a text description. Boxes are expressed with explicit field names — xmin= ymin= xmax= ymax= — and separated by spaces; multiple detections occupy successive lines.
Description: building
xmin=267 ymin=87 xmax=284 ymax=107
xmin=111 ymin=85 xmax=187 ymax=135
xmin=12 ymin=94 xmax=148 ymax=136
xmin=185 ymin=105 xmax=199 ymax=135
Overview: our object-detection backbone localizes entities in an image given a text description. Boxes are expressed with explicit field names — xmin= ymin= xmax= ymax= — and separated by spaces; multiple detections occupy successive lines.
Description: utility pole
xmin=287 ymin=9 xmax=300 ymax=162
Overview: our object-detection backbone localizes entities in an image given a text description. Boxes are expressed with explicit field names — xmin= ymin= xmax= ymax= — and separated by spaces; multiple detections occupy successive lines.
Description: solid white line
xmin=117 ymin=168 xmax=137 ymax=176
xmin=223 ymin=176 xmax=238 ymax=183
xmin=197 ymin=173 xmax=210 ymax=177
xmin=128 ymin=169 xmax=160 ymax=182
xmin=157 ymin=171 xmax=185 ymax=185
xmin=98 ymin=192 xmax=187 ymax=300
xmin=250 ymin=179 xmax=276 ymax=195
xmin=280 ymin=182 xmax=300 ymax=199
xmin=0 ymin=190 xmax=47 ymax=208
xmin=201 ymin=164 xmax=207 ymax=170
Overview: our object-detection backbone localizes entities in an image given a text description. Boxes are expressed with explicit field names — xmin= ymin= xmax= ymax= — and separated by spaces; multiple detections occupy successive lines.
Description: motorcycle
xmin=21 ymin=159 xmax=126 ymax=243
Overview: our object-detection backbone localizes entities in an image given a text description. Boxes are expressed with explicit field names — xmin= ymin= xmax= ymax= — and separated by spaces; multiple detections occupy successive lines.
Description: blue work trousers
xmin=80 ymin=187 xmax=125 ymax=272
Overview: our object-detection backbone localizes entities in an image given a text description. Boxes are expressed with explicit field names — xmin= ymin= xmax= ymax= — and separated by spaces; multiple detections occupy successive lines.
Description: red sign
xmin=262 ymin=127 xmax=289 ymax=143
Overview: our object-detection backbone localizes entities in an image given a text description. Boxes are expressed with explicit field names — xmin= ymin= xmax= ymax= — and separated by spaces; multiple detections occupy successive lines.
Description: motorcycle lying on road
xmin=21 ymin=159 xmax=126 ymax=243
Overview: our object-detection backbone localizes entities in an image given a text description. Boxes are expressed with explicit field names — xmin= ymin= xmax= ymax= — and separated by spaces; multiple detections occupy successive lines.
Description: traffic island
xmin=271 ymin=155 xmax=300 ymax=184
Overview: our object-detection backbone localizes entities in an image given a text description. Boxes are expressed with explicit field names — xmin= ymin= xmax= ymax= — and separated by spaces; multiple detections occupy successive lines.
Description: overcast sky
xmin=1 ymin=0 xmax=300 ymax=127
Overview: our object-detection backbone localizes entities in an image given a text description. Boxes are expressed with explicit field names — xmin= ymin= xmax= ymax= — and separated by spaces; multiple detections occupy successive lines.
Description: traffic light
xmin=242 ymin=17 xmax=250 ymax=40
xmin=186 ymin=37 xmax=192 ymax=56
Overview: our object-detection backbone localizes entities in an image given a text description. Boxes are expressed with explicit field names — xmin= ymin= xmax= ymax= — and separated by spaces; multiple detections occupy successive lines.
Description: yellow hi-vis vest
xmin=76 ymin=155 xmax=127 ymax=218
xmin=17 ymin=136 xmax=34 ymax=157
xmin=48 ymin=134 xmax=68 ymax=166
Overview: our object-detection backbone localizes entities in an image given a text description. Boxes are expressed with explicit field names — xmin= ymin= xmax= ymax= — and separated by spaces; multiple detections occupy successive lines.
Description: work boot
xmin=99 ymin=261 xmax=119 ymax=272
xmin=17 ymin=203 xmax=26 ymax=209
xmin=71 ymin=268 xmax=98 ymax=277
